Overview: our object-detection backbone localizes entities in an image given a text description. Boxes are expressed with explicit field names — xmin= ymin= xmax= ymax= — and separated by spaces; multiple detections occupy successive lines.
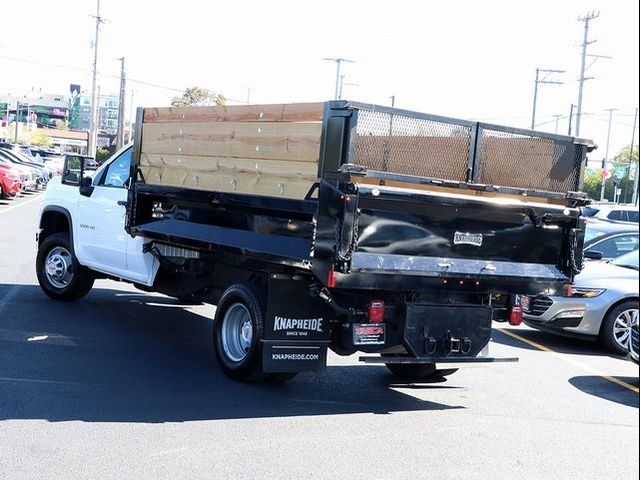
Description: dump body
xmin=128 ymin=100 xmax=593 ymax=295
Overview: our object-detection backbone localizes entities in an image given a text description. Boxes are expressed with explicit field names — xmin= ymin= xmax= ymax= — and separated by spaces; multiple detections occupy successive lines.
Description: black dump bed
xmin=128 ymin=101 xmax=595 ymax=295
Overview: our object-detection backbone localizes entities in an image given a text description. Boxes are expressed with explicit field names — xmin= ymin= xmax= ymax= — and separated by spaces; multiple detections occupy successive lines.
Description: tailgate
xmin=314 ymin=182 xmax=585 ymax=294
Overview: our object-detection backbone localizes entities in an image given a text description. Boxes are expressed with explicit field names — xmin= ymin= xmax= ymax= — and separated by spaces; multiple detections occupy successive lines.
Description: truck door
xmin=75 ymin=148 xmax=132 ymax=278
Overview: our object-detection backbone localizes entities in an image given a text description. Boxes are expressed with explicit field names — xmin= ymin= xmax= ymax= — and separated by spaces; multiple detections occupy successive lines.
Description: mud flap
xmin=261 ymin=277 xmax=333 ymax=373
xmin=262 ymin=341 xmax=329 ymax=373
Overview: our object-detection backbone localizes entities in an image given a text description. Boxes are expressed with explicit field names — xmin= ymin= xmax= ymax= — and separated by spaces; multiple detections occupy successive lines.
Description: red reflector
xmin=327 ymin=270 xmax=337 ymax=288
xmin=459 ymin=280 xmax=465 ymax=286
xmin=509 ymin=305 xmax=523 ymax=326
xmin=368 ymin=300 xmax=385 ymax=323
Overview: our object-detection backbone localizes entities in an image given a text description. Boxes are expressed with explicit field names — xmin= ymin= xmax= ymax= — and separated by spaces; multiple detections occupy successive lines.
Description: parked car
xmin=585 ymin=204 xmax=639 ymax=224
xmin=0 ymin=148 xmax=51 ymax=189
xmin=0 ymin=154 xmax=36 ymax=191
xmin=521 ymin=249 xmax=639 ymax=354
xmin=0 ymin=163 xmax=22 ymax=198
xmin=628 ymin=315 xmax=639 ymax=365
xmin=582 ymin=222 xmax=639 ymax=261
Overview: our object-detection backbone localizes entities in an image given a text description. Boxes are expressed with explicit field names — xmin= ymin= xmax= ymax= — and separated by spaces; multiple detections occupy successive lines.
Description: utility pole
xmin=568 ymin=104 xmax=575 ymax=135
xmin=116 ymin=57 xmax=126 ymax=149
xmin=600 ymin=108 xmax=617 ymax=201
xmin=575 ymin=12 xmax=611 ymax=137
xmin=14 ymin=102 xmax=19 ymax=143
xmin=246 ymin=87 xmax=252 ymax=105
xmin=88 ymin=0 xmax=104 ymax=157
xmin=531 ymin=68 xmax=564 ymax=130
xmin=623 ymin=107 xmax=638 ymax=204
xmin=322 ymin=58 xmax=355 ymax=100
xmin=552 ymin=114 xmax=562 ymax=134
xmin=128 ymin=89 xmax=135 ymax=144
xmin=338 ymin=75 xmax=359 ymax=100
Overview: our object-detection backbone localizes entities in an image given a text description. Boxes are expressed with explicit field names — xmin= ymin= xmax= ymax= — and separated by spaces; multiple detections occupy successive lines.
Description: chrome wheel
xmin=221 ymin=303 xmax=254 ymax=363
xmin=45 ymin=246 xmax=74 ymax=289
xmin=613 ymin=308 xmax=638 ymax=349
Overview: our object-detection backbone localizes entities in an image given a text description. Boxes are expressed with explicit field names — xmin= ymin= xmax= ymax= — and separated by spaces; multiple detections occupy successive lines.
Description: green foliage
xmin=96 ymin=147 xmax=111 ymax=163
xmin=56 ymin=121 xmax=69 ymax=131
xmin=171 ymin=87 xmax=226 ymax=107
xmin=29 ymin=133 xmax=52 ymax=147
xmin=583 ymin=144 xmax=638 ymax=202
xmin=612 ymin=144 xmax=639 ymax=167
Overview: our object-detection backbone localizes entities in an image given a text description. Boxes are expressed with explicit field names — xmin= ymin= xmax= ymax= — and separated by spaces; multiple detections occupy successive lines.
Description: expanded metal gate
xmin=320 ymin=101 xmax=593 ymax=194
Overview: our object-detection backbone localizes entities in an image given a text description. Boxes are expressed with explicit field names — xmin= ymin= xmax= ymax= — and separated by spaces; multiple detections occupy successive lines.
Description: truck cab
xmin=37 ymin=146 xmax=157 ymax=299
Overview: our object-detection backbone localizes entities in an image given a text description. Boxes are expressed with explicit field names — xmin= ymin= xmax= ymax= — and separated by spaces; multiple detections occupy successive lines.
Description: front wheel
xmin=36 ymin=233 xmax=94 ymax=301
xmin=213 ymin=283 xmax=269 ymax=382
xmin=600 ymin=300 xmax=639 ymax=355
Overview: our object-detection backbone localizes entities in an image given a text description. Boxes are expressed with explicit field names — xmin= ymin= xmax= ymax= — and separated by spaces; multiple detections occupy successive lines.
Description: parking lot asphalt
xmin=1 ymin=192 xmax=638 ymax=480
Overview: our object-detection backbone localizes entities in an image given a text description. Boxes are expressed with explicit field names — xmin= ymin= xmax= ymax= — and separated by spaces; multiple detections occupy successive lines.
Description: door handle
xmin=117 ymin=200 xmax=128 ymax=206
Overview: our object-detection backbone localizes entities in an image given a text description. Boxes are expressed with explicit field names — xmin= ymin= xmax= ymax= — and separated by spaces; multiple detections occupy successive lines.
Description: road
xmin=0 ymin=192 xmax=638 ymax=480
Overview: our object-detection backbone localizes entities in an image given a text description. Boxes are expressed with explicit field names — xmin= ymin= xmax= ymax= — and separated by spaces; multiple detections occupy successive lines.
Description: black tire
xmin=213 ymin=283 xmax=269 ymax=382
xmin=599 ymin=300 xmax=639 ymax=355
xmin=36 ymin=232 xmax=94 ymax=301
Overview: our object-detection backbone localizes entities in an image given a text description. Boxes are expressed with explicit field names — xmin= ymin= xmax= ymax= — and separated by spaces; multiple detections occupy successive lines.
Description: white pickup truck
xmin=36 ymin=145 xmax=158 ymax=300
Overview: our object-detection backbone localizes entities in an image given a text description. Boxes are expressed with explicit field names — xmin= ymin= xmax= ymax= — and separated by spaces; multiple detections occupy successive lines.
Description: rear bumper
xmin=359 ymin=355 xmax=518 ymax=366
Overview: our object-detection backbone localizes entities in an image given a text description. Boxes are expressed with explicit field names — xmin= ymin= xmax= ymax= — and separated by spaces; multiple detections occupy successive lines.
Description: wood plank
xmin=139 ymin=153 xmax=318 ymax=199
xmin=141 ymin=121 xmax=322 ymax=163
xmin=143 ymin=102 xmax=325 ymax=123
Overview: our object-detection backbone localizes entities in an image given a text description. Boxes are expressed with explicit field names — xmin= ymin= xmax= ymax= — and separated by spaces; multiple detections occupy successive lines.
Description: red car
xmin=0 ymin=163 xmax=22 ymax=199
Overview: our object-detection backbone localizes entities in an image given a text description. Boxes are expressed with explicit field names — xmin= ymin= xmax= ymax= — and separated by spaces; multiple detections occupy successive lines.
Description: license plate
xmin=353 ymin=323 xmax=386 ymax=345
xmin=520 ymin=295 xmax=530 ymax=312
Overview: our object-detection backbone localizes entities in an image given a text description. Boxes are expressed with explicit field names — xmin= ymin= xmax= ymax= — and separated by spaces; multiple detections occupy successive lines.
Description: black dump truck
xmin=118 ymin=100 xmax=594 ymax=381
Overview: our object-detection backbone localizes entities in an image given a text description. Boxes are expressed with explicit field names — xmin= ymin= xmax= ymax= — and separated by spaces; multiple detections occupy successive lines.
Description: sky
xmin=1 ymin=0 xmax=638 ymax=162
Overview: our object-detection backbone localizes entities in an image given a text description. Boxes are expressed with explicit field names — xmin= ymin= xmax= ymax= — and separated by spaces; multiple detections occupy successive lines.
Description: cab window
xmin=100 ymin=149 xmax=132 ymax=188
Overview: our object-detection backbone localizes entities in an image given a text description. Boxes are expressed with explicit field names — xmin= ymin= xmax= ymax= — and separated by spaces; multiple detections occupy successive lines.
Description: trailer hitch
xmin=443 ymin=330 xmax=472 ymax=354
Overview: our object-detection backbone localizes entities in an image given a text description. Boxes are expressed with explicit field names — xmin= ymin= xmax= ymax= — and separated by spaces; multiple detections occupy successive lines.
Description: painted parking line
xmin=496 ymin=327 xmax=639 ymax=394
xmin=0 ymin=194 xmax=41 ymax=214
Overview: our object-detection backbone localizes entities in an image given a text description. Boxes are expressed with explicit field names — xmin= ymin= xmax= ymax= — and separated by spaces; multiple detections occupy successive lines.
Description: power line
xmin=531 ymin=68 xmax=564 ymax=130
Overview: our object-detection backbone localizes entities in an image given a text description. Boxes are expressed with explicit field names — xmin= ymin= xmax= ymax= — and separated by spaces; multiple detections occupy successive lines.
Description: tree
xmin=171 ymin=87 xmax=226 ymax=107
xmin=56 ymin=121 xmax=69 ymax=131
xmin=583 ymin=144 xmax=638 ymax=202
xmin=30 ymin=133 xmax=52 ymax=147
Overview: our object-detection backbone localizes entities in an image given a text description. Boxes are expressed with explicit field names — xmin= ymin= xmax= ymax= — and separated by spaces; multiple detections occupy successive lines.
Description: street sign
xmin=614 ymin=167 xmax=627 ymax=179
xmin=600 ymin=168 xmax=612 ymax=179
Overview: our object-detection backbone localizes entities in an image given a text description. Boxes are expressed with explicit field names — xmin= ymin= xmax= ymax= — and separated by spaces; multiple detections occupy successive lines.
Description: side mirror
xmin=584 ymin=250 xmax=604 ymax=260
xmin=79 ymin=176 xmax=94 ymax=197
xmin=62 ymin=155 xmax=83 ymax=186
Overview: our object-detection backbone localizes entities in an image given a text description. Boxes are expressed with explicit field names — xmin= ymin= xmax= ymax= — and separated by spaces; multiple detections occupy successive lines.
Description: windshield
xmin=581 ymin=206 xmax=600 ymax=217
xmin=613 ymin=249 xmax=639 ymax=270
xmin=584 ymin=228 xmax=607 ymax=243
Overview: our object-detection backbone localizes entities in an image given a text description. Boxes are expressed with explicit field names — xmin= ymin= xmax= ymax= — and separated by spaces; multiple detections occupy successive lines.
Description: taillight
xmin=326 ymin=270 xmax=337 ymax=288
xmin=368 ymin=300 xmax=385 ymax=323
xmin=509 ymin=305 xmax=523 ymax=326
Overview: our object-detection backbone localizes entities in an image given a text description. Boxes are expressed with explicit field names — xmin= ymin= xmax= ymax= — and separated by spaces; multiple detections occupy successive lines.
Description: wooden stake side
xmin=143 ymin=102 xmax=325 ymax=124
xmin=141 ymin=121 xmax=322 ymax=163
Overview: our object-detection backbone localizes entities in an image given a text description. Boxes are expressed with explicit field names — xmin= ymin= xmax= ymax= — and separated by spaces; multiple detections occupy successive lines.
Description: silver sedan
xmin=521 ymin=249 xmax=639 ymax=354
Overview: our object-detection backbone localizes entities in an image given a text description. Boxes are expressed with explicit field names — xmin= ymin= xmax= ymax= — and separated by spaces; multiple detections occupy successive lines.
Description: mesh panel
xmin=351 ymin=109 xmax=472 ymax=182
xmin=476 ymin=129 xmax=582 ymax=192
